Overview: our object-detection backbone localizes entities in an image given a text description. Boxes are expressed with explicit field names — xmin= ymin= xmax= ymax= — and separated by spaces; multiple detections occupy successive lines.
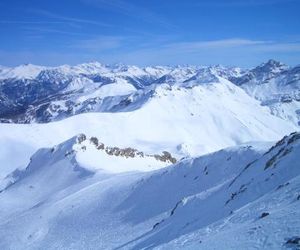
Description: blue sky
xmin=0 ymin=0 xmax=300 ymax=67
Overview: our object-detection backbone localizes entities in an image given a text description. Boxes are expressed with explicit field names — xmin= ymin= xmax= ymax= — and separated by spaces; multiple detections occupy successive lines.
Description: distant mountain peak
xmin=0 ymin=59 xmax=299 ymax=126
xmin=257 ymin=59 xmax=288 ymax=72
xmin=183 ymin=67 xmax=220 ymax=85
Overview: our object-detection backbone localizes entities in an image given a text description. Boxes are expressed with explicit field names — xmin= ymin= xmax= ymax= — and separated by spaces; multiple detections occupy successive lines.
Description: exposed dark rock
xmin=77 ymin=134 xmax=86 ymax=144
xmin=170 ymin=200 xmax=182 ymax=216
xmin=264 ymin=147 xmax=285 ymax=170
xmin=76 ymin=135 xmax=177 ymax=163
xmin=276 ymin=182 xmax=290 ymax=190
xmin=285 ymin=236 xmax=300 ymax=248
xmin=65 ymin=150 xmax=75 ymax=157
xmin=137 ymin=151 xmax=144 ymax=157
xmin=97 ymin=143 xmax=105 ymax=150
xmin=264 ymin=135 xmax=288 ymax=155
xmin=90 ymin=137 xmax=99 ymax=146
xmin=260 ymin=212 xmax=269 ymax=218
xmin=152 ymin=219 xmax=164 ymax=230
xmin=288 ymin=133 xmax=300 ymax=144
xmin=154 ymin=151 xmax=177 ymax=164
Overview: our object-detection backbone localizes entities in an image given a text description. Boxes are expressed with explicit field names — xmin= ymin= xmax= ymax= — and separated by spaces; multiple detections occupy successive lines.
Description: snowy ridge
xmin=0 ymin=132 xmax=299 ymax=249
xmin=229 ymin=60 xmax=300 ymax=126
xmin=0 ymin=59 xmax=300 ymax=249
xmin=0 ymin=136 xmax=94 ymax=196
xmin=74 ymin=134 xmax=177 ymax=173
xmin=1 ymin=59 xmax=299 ymax=125
xmin=157 ymin=132 xmax=300 ymax=249
xmin=0 ymin=134 xmax=176 ymax=193
xmin=0 ymin=76 xmax=296 ymax=178
xmin=0 ymin=64 xmax=46 ymax=80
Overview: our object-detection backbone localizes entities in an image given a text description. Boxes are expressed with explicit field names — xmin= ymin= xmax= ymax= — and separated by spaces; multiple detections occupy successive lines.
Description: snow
xmin=0 ymin=62 xmax=169 ymax=82
xmin=0 ymin=64 xmax=46 ymax=80
xmin=76 ymin=81 xmax=136 ymax=103
xmin=74 ymin=136 xmax=173 ymax=173
xmin=0 ymin=132 xmax=299 ymax=249
xmin=1 ymin=60 xmax=299 ymax=126
xmin=232 ymin=60 xmax=300 ymax=126
xmin=0 ymin=77 xmax=296 ymax=178
xmin=0 ymin=60 xmax=300 ymax=249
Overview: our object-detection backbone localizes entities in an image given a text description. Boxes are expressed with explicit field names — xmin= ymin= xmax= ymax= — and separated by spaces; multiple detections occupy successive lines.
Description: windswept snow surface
xmin=0 ymin=132 xmax=299 ymax=249
xmin=0 ymin=64 xmax=46 ymax=80
xmin=0 ymin=77 xmax=296 ymax=178
xmin=0 ymin=60 xmax=300 ymax=249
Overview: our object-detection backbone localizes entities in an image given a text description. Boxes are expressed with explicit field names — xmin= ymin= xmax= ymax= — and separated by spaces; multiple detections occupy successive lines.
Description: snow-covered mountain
xmin=230 ymin=60 xmax=300 ymax=126
xmin=0 ymin=132 xmax=299 ymax=249
xmin=0 ymin=60 xmax=299 ymax=249
xmin=0 ymin=75 xmax=296 ymax=179
xmin=0 ymin=62 xmax=173 ymax=123
xmin=0 ymin=60 xmax=299 ymax=126
xmin=0 ymin=63 xmax=46 ymax=80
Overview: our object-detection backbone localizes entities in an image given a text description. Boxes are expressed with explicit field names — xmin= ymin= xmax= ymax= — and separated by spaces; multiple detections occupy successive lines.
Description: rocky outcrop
xmin=154 ymin=151 xmax=177 ymax=164
xmin=76 ymin=134 xmax=177 ymax=164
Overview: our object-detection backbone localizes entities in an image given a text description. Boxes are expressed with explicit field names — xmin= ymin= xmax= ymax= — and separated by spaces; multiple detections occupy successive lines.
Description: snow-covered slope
xmin=0 ymin=62 xmax=171 ymax=123
xmin=0 ymin=132 xmax=299 ymax=249
xmin=230 ymin=60 xmax=300 ymax=126
xmin=0 ymin=64 xmax=46 ymax=80
xmin=2 ymin=60 xmax=299 ymax=126
xmin=156 ymin=132 xmax=300 ymax=249
xmin=1 ymin=60 xmax=299 ymax=249
xmin=0 ymin=76 xmax=296 ymax=178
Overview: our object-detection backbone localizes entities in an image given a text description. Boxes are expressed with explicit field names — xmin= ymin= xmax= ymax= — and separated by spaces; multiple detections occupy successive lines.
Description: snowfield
xmin=0 ymin=60 xmax=300 ymax=250
xmin=0 ymin=77 xmax=296 ymax=178
xmin=0 ymin=132 xmax=299 ymax=249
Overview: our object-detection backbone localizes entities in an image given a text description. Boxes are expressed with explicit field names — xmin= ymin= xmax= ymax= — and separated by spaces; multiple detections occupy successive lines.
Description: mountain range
xmin=0 ymin=59 xmax=299 ymax=126
xmin=0 ymin=59 xmax=299 ymax=249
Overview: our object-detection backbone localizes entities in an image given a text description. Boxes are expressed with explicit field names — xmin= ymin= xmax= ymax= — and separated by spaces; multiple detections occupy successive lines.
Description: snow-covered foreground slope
xmin=0 ymin=77 xmax=296 ymax=178
xmin=0 ymin=132 xmax=299 ymax=249
xmin=1 ymin=59 xmax=299 ymax=249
